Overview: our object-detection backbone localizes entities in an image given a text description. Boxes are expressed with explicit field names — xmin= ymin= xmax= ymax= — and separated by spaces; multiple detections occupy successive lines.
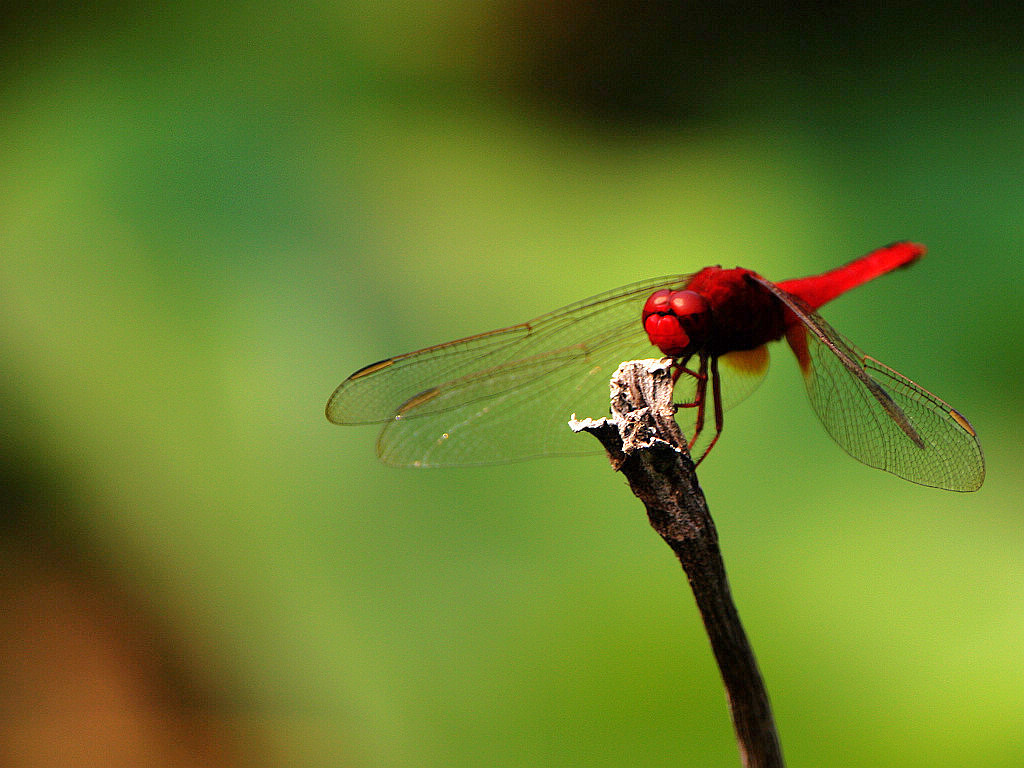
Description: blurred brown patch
xmin=0 ymin=477 xmax=262 ymax=768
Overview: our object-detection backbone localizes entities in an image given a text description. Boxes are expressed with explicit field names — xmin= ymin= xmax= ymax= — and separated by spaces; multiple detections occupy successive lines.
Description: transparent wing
xmin=752 ymin=275 xmax=985 ymax=491
xmin=718 ymin=346 xmax=772 ymax=411
xmin=327 ymin=275 xmax=696 ymax=466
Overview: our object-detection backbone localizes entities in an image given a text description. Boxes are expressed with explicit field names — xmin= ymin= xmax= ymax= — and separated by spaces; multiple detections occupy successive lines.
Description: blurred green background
xmin=2 ymin=2 xmax=1022 ymax=766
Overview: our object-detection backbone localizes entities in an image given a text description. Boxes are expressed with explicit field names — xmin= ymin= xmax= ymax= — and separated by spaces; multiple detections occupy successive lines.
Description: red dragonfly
xmin=327 ymin=242 xmax=984 ymax=491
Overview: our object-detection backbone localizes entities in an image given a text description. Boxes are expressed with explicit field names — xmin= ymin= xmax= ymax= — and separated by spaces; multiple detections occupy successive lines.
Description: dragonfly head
xmin=642 ymin=289 xmax=711 ymax=357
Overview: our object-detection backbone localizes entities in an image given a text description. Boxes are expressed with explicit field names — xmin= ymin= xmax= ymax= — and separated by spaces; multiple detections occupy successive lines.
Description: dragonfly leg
xmin=671 ymin=354 xmax=704 ymax=408
xmin=684 ymin=354 xmax=710 ymax=453
xmin=692 ymin=355 xmax=724 ymax=466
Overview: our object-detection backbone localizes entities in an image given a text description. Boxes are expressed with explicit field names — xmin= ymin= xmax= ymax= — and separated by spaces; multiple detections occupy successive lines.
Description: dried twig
xmin=571 ymin=359 xmax=784 ymax=768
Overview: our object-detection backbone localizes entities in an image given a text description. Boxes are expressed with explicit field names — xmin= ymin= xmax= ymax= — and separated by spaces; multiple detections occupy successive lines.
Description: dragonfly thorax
xmin=642 ymin=289 xmax=712 ymax=357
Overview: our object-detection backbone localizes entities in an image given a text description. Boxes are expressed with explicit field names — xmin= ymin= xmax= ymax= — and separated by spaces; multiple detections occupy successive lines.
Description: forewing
xmin=752 ymin=275 xmax=984 ymax=491
xmin=327 ymin=275 xmax=695 ymax=466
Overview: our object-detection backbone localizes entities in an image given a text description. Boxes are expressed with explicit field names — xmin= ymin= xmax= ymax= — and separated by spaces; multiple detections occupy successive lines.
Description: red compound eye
xmin=669 ymin=290 xmax=708 ymax=318
xmin=642 ymin=289 xmax=673 ymax=315
xmin=642 ymin=290 xmax=710 ymax=356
